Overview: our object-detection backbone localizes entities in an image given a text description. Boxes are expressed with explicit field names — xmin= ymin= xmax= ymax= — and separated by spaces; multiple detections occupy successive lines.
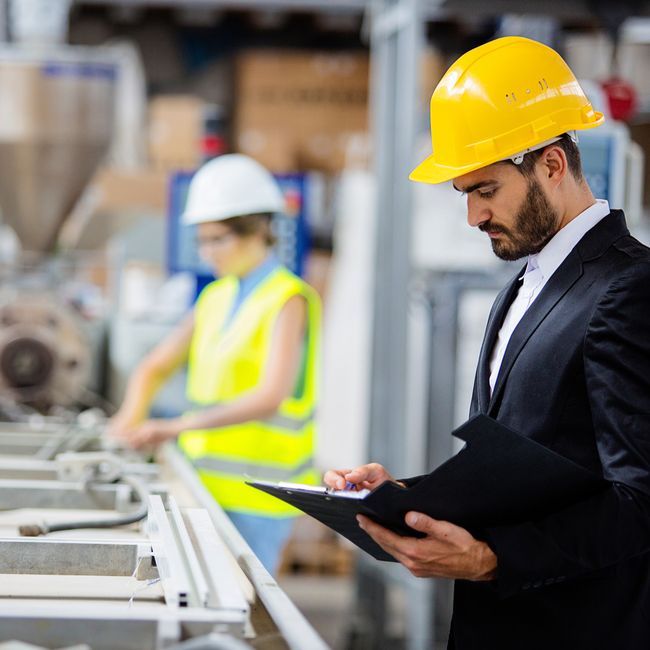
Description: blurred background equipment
xmin=0 ymin=48 xmax=114 ymax=256
xmin=0 ymin=39 xmax=116 ymax=414
xmin=0 ymin=291 xmax=91 ymax=409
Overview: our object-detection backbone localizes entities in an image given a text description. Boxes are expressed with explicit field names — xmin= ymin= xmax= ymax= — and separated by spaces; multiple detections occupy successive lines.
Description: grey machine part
xmin=0 ymin=416 xmax=329 ymax=650
xmin=163 ymin=444 xmax=330 ymax=650
xmin=0 ymin=45 xmax=116 ymax=412
xmin=0 ymin=493 xmax=253 ymax=649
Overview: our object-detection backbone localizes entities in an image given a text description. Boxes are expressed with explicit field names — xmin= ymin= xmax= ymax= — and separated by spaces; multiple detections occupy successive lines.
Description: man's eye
xmin=479 ymin=189 xmax=496 ymax=199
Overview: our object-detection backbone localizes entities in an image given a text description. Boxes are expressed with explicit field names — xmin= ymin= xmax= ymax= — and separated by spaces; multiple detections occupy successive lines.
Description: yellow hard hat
xmin=410 ymin=36 xmax=605 ymax=184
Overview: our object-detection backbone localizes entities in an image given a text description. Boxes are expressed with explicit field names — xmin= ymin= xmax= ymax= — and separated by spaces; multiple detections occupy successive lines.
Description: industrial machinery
xmin=0 ymin=418 xmax=328 ymax=649
xmin=0 ymin=290 xmax=93 ymax=410
xmin=0 ymin=45 xmax=116 ymax=413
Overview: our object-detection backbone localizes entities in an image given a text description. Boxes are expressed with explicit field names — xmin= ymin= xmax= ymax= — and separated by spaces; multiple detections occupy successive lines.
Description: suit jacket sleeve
xmin=484 ymin=263 xmax=650 ymax=598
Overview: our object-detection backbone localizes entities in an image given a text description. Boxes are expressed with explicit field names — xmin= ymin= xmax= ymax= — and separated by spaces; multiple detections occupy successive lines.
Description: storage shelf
xmin=76 ymin=0 xmax=369 ymax=14
xmin=75 ymin=0 xmax=453 ymax=23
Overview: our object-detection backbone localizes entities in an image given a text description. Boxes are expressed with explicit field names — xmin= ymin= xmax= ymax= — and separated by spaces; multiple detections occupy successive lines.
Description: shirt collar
xmin=525 ymin=199 xmax=610 ymax=279
xmin=237 ymin=253 xmax=280 ymax=295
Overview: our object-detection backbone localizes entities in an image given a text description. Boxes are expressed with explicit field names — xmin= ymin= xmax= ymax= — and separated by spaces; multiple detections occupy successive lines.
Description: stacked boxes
xmin=233 ymin=50 xmax=369 ymax=173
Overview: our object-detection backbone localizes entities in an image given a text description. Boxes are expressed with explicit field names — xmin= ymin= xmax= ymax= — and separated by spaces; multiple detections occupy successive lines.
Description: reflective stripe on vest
xmin=262 ymin=410 xmax=315 ymax=431
xmin=192 ymin=456 xmax=314 ymax=482
xmin=195 ymin=463 xmax=320 ymax=517
xmin=186 ymin=402 xmax=316 ymax=434
xmin=179 ymin=266 xmax=321 ymax=516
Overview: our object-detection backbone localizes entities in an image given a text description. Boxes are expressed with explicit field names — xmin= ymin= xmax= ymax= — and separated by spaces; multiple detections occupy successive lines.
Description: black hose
xmin=19 ymin=474 xmax=150 ymax=537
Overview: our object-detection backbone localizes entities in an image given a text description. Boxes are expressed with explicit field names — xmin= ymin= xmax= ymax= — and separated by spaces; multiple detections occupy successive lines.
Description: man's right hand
xmin=323 ymin=463 xmax=404 ymax=491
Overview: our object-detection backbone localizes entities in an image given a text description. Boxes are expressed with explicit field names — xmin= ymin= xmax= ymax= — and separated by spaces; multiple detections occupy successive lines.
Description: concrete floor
xmin=278 ymin=575 xmax=355 ymax=649
xmin=278 ymin=574 xmax=449 ymax=650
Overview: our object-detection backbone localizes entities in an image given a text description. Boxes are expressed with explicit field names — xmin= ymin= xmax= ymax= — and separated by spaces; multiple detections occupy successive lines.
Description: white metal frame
xmin=162 ymin=444 xmax=330 ymax=650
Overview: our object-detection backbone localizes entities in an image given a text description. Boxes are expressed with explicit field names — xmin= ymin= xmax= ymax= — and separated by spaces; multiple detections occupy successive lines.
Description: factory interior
xmin=1 ymin=1 xmax=650 ymax=649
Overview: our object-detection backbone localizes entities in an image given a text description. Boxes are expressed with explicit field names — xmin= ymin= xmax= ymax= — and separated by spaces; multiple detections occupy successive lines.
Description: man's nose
xmin=466 ymin=195 xmax=490 ymax=228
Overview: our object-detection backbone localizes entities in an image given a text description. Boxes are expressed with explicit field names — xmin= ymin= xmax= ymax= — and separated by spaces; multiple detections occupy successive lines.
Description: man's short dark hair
xmin=507 ymin=133 xmax=583 ymax=181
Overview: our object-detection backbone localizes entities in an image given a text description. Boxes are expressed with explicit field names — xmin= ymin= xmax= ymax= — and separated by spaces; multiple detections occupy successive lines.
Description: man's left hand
xmin=357 ymin=512 xmax=497 ymax=581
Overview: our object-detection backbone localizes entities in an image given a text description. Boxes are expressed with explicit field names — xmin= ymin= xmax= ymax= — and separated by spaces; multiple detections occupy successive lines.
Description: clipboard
xmin=248 ymin=415 xmax=608 ymax=561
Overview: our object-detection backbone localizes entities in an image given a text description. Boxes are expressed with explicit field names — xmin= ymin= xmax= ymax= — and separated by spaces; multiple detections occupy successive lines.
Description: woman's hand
xmin=112 ymin=418 xmax=183 ymax=450
xmin=106 ymin=411 xmax=143 ymax=441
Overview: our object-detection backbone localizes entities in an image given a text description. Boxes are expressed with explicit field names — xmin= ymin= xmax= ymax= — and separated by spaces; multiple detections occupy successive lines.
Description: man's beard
xmin=481 ymin=177 xmax=559 ymax=261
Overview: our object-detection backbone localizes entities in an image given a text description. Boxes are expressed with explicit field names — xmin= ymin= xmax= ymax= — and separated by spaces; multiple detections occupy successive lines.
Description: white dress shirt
xmin=488 ymin=199 xmax=611 ymax=395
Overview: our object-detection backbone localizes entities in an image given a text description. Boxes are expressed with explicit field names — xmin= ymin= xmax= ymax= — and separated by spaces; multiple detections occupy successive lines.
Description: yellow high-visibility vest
xmin=179 ymin=266 xmax=320 ymax=517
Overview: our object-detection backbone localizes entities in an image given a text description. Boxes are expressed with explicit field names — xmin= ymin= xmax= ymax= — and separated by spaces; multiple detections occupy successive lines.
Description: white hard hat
xmin=182 ymin=154 xmax=285 ymax=225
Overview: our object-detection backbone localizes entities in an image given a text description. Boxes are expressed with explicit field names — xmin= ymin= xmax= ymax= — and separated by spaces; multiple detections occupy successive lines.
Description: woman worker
xmin=109 ymin=154 xmax=321 ymax=575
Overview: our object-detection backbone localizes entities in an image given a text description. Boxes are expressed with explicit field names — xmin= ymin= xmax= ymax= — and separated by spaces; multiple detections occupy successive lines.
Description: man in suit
xmin=325 ymin=37 xmax=650 ymax=649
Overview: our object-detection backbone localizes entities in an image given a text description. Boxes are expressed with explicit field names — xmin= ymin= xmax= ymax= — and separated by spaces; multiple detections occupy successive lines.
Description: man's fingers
xmin=405 ymin=513 xmax=465 ymax=542
xmin=356 ymin=514 xmax=419 ymax=564
xmin=346 ymin=463 xmax=388 ymax=485
xmin=405 ymin=511 xmax=440 ymax=534
xmin=357 ymin=515 xmax=401 ymax=554
xmin=357 ymin=515 xmax=406 ymax=550
xmin=323 ymin=469 xmax=350 ymax=490
xmin=343 ymin=469 xmax=368 ymax=484
xmin=324 ymin=465 xmax=381 ymax=489
xmin=346 ymin=464 xmax=377 ymax=481
xmin=325 ymin=463 xmax=393 ymax=491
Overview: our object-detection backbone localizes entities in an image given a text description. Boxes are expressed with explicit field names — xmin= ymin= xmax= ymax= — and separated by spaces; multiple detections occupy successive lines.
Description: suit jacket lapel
xmin=488 ymin=253 xmax=583 ymax=414
xmin=476 ymin=271 xmax=523 ymax=413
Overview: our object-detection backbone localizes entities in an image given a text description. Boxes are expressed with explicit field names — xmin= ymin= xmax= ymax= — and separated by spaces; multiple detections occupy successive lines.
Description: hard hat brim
xmin=180 ymin=153 xmax=285 ymax=226
xmin=410 ymin=112 xmax=605 ymax=185
xmin=182 ymin=202 xmax=284 ymax=225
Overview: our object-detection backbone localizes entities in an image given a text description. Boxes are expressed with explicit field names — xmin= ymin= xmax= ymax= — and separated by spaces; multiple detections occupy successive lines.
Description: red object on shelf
xmin=201 ymin=134 xmax=226 ymax=159
xmin=600 ymin=77 xmax=638 ymax=122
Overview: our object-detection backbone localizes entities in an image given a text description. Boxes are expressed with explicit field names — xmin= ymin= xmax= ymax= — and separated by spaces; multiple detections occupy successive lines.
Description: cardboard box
xmin=233 ymin=48 xmax=445 ymax=174
xmin=148 ymin=95 xmax=204 ymax=171
xmin=92 ymin=166 xmax=169 ymax=214
xmin=234 ymin=50 xmax=370 ymax=173
xmin=60 ymin=166 xmax=170 ymax=250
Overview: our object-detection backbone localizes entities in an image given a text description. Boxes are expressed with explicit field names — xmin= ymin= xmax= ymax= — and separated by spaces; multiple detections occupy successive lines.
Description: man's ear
xmin=539 ymin=145 xmax=567 ymax=187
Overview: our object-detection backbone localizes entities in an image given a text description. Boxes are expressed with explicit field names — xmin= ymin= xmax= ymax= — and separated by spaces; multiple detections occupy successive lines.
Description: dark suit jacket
xmin=445 ymin=211 xmax=650 ymax=649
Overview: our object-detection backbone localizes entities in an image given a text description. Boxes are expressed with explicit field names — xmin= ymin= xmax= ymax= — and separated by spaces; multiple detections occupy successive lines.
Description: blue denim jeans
xmin=226 ymin=510 xmax=295 ymax=575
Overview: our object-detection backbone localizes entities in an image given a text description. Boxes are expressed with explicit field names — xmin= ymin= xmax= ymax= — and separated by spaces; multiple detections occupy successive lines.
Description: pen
xmin=344 ymin=481 xmax=356 ymax=491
